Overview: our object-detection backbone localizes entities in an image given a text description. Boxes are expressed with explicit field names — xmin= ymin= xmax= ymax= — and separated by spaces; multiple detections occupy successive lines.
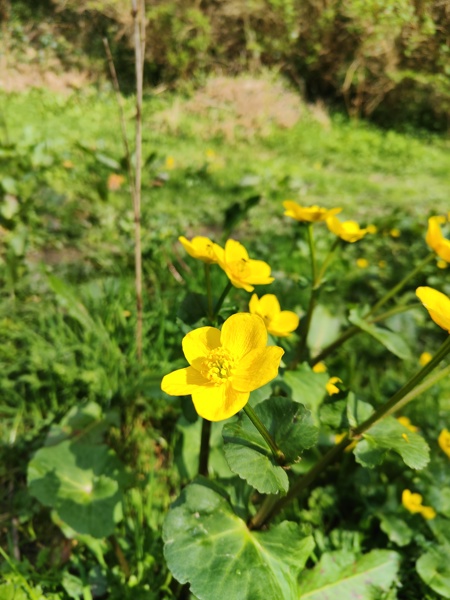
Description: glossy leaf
xmin=163 ymin=480 xmax=314 ymax=600
xmin=299 ymin=549 xmax=400 ymax=599
xmin=416 ymin=547 xmax=450 ymax=599
xmin=354 ymin=417 xmax=430 ymax=470
xmin=282 ymin=363 xmax=328 ymax=419
xmin=349 ymin=309 xmax=411 ymax=359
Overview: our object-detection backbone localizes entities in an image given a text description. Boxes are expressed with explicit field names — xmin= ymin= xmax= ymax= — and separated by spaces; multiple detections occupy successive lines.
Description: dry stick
xmin=131 ymin=0 xmax=146 ymax=361
xmin=102 ymin=37 xmax=135 ymax=199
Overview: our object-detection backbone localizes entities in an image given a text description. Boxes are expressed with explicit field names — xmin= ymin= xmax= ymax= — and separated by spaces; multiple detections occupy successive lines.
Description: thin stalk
xmin=204 ymin=263 xmax=213 ymax=321
xmin=253 ymin=334 xmax=450 ymax=527
xmin=131 ymin=0 xmax=145 ymax=361
xmin=365 ymin=252 xmax=435 ymax=318
xmin=213 ymin=280 xmax=233 ymax=317
xmin=243 ymin=404 xmax=285 ymax=464
xmin=310 ymin=302 xmax=422 ymax=367
xmin=315 ymin=238 xmax=340 ymax=285
xmin=198 ymin=418 xmax=212 ymax=477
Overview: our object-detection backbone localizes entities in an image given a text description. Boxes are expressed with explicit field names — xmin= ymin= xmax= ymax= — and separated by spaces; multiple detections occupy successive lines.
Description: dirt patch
xmin=0 ymin=58 xmax=89 ymax=94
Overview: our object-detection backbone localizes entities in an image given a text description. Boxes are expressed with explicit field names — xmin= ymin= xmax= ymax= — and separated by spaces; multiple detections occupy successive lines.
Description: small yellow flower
xmin=107 ymin=173 xmax=125 ymax=191
xmin=326 ymin=376 xmax=342 ymax=395
xmin=283 ymin=201 xmax=341 ymax=223
xmin=402 ymin=489 xmax=436 ymax=519
xmin=356 ymin=258 xmax=369 ymax=268
xmin=397 ymin=416 xmax=418 ymax=432
xmin=390 ymin=228 xmax=401 ymax=238
xmin=214 ymin=240 xmax=274 ymax=292
xmin=312 ymin=361 xmax=327 ymax=373
xmin=326 ymin=215 xmax=368 ymax=243
xmin=367 ymin=224 xmax=378 ymax=234
xmin=334 ymin=432 xmax=357 ymax=451
xmin=165 ymin=156 xmax=176 ymax=170
xmin=437 ymin=259 xmax=448 ymax=269
xmin=438 ymin=428 xmax=450 ymax=459
xmin=426 ymin=216 xmax=450 ymax=263
xmin=249 ymin=294 xmax=299 ymax=337
xmin=178 ymin=236 xmax=219 ymax=264
xmin=419 ymin=351 xmax=432 ymax=366
xmin=161 ymin=313 xmax=284 ymax=421
xmin=416 ymin=286 xmax=450 ymax=333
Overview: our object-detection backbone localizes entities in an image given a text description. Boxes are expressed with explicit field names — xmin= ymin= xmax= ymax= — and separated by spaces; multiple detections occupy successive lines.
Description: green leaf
xmin=163 ymin=480 xmax=314 ymax=600
xmin=416 ymin=546 xmax=450 ymax=599
xmin=282 ymin=363 xmax=328 ymax=420
xmin=346 ymin=394 xmax=374 ymax=427
xmin=379 ymin=513 xmax=413 ymax=547
xmin=307 ymin=304 xmax=342 ymax=357
xmin=223 ymin=398 xmax=318 ymax=494
xmin=353 ymin=417 xmax=430 ymax=470
xmin=28 ymin=440 xmax=125 ymax=538
xmin=348 ymin=309 xmax=411 ymax=359
xmin=299 ymin=549 xmax=400 ymax=599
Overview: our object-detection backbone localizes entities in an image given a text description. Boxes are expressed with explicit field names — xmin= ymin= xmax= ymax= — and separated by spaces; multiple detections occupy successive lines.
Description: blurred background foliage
xmin=2 ymin=0 xmax=450 ymax=130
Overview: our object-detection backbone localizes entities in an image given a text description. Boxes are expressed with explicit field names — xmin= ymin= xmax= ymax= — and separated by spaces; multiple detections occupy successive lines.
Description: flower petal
xmin=191 ymin=383 xmax=249 ymax=421
xmin=224 ymin=239 xmax=248 ymax=263
xmin=249 ymin=293 xmax=260 ymax=314
xmin=243 ymin=259 xmax=274 ymax=285
xmin=426 ymin=216 xmax=446 ymax=251
xmin=416 ymin=286 xmax=450 ymax=332
xmin=232 ymin=346 xmax=284 ymax=392
xmin=255 ymin=294 xmax=281 ymax=318
xmin=182 ymin=326 xmax=222 ymax=368
xmin=269 ymin=310 xmax=299 ymax=337
xmin=221 ymin=313 xmax=268 ymax=360
xmin=161 ymin=366 xmax=209 ymax=396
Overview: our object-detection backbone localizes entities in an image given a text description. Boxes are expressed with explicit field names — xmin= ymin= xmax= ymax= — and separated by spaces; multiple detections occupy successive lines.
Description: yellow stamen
xmin=201 ymin=348 xmax=235 ymax=385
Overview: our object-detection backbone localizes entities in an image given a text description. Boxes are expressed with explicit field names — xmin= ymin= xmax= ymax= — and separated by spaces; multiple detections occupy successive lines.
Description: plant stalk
xmin=243 ymin=404 xmax=285 ymax=464
xmin=204 ymin=263 xmax=213 ymax=321
xmin=213 ymin=280 xmax=233 ymax=317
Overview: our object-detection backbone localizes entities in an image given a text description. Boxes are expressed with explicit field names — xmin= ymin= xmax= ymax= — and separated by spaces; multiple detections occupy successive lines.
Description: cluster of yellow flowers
xmin=402 ymin=489 xmax=436 ymax=520
xmin=163 ymin=203 xmax=450 ymax=423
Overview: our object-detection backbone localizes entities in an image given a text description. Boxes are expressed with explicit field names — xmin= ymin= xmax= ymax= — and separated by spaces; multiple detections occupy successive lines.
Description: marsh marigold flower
xmin=438 ymin=429 xmax=450 ymax=459
xmin=326 ymin=215 xmax=368 ymax=243
xmin=426 ymin=216 xmax=450 ymax=263
xmin=416 ymin=286 xmax=450 ymax=333
xmin=313 ymin=361 xmax=327 ymax=373
xmin=356 ymin=258 xmax=369 ymax=269
xmin=161 ymin=313 xmax=284 ymax=421
xmin=397 ymin=416 xmax=418 ymax=432
xmin=402 ymin=489 xmax=436 ymax=520
xmin=283 ymin=200 xmax=341 ymax=223
xmin=419 ymin=352 xmax=432 ymax=366
xmin=249 ymin=294 xmax=299 ymax=337
xmin=326 ymin=376 xmax=342 ymax=395
xmin=178 ymin=236 xmax=219 ymax=264
xmin=214 ymin=239 xmax=274 ymax=292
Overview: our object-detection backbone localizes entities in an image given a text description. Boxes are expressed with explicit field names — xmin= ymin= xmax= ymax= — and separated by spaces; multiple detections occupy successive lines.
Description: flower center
xmin=201 ymin=347 xmax=235 ymax=385
xmin=229 ymin=258 xmax=250 ymax=279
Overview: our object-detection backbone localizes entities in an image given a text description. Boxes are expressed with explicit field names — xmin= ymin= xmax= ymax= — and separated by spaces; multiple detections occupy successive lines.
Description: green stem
xmin=213 ymin=280 xmax=233 ymax=318
xmin=204 ymin=263 xmax=213 ymax=321
xmin=365 ymin=252 xmax=435 ymax=318
xmin=253 ymin=333 xmax=450 ymax=527
xmin=243 ymin=404 xmax=285 ymax=464
xmin=310 ymin=302 xmax=421 ymax=367
xmin=198 ymin=418 xmax=212 ymax=477
xmin=315 ymin=238 xmax=340 ymax=286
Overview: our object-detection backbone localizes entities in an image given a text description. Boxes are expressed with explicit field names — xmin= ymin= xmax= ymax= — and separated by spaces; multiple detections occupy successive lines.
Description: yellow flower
xmin=249 ymin=294 xmax=299 ymax=337
xmin=438 ymin=428 xmax=450 ymax=459
xmin=178 ymin=236 xmax=219 ymax=264
xmin=326 ymin=215 xmax=368 ymax=242
xmin=283 ymin=201 xmax=341 ymax=223
xmin=397 ymin=416 xmax=418 ymax=432
xmin=214 ymin=240 xmax=274 ymax=292
xmin=426 ymin=216 xmax=450 ymax=263
xmin=437 ymin=259 xmax=448 ymax=269
xmin=356 ymin=258 xmax=369 ymax=268
xmin=165 ymin=156 xmax=175 ymax=170
xmin=161 ymin=313 xmax=284 ymax=421
xmin=419 ymin=351 xmax=432 ymax=366
xmin=326 ymin=376 xmax=342 ymax=395
xmin=312 ymin=361 xmax=327 ymax=373
xmin=334 ymin=432 xmax=357 ymax=451
xmin=367 ymin=224 xmax=378 ymax=234
xmin=390 ymin=228 xmax=401 ymax=238
xmin=402 ymin=489 xmax=436 ymax=520
xmin=416 ymin=286 xmax=450 ymax=332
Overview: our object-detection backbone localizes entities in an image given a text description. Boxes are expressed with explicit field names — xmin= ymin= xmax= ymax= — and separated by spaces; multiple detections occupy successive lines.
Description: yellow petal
xmin=232 ymin=346 xmax=284 ymax=392
xmin=254 ymin=294 xmax=281 ymax=318
xmin=191 ymin=382 xmax=249 ymax=421
xmin=438 ymin=428 xmax=450 ymax=458
xmin=243 ymin=259 xmax=274 ymax=285
xmin=221 ymin=313 xmax=268 ymax=360
xmin=402 ymin=489 xmax=423 ymax=513
xmin=420 ymin=505 xmax=436 ymax=520
xmin=178 ymin=236 xmax=218 ymax=263
xmin=224 ymin=239 xmax=248 ymax=263
xmin=436 ymin=239 xmax=450 ymax=263
xmin=426 ymin=215 xmax=446 ymax=251
xmin=268 ymin=310 xmax=299 ymax=337
xmin=182 ymin=326 xmax=222 ymax=369
xmin=161 ymin=366 xmax=209 ymax=395
xmin=416 ymin=286 xmax=450 ymax=332
xmin=248 ymin=293 xmax=260 ymax=315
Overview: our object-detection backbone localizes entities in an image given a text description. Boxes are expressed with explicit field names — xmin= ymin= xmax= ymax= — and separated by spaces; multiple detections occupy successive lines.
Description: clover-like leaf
xmin=223 ymin=397 xmax=318 ymax=494
xmin=28 ymin=440 xmax=126 ymax=538
xmin=163 ymin=480 xmax=314 ymax=600
xmin=353 ymin=417 xmax=430 ymax=470
xmin=416 ymin=546 xmax=450 ymax=599
xmin=298 ymin=549 xmax=400 ymax=599
xmin=281 ymin=363 xmax=328 ymax=419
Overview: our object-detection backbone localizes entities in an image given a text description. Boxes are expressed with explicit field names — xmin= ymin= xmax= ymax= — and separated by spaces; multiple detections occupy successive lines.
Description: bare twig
xmin=131 ymin=0 xmax=146 ymax=360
